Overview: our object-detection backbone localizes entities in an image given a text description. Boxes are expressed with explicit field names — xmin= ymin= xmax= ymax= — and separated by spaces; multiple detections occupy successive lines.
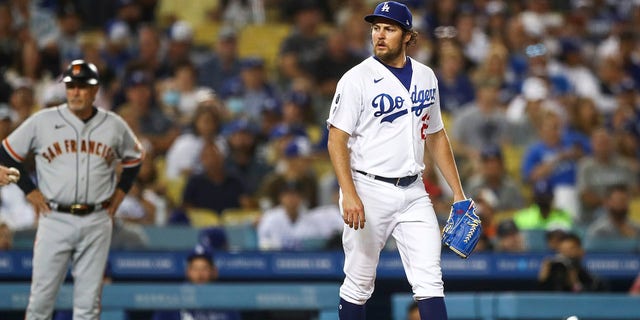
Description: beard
xmin=374 ymin=41 xmax=404 ymax=64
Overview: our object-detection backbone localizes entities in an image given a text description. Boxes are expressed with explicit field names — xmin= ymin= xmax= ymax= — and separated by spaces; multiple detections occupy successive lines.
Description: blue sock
xmin=417 ymin=297 xmax=448 ymax=320
xmin=339 ymin=297 xmax=366 ymax=320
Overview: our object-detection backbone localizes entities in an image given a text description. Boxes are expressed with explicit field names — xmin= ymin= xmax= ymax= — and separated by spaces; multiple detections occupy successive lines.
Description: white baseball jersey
xmin=2 ymin=104 xmax=144 ymax=204
xmin=327 ymin=56 xmax=444 ymax=178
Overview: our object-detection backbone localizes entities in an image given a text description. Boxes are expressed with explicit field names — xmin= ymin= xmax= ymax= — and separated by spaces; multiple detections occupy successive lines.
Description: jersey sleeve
xmin=2 ymin=115 xmax=38 ymax=162
xmin=326 ymin=73 xmax=362 ymax=135
xmin=425 ymin=75 xmax=444 ymax=134
xmin=115 ymin=115 xmax=145 ymax=168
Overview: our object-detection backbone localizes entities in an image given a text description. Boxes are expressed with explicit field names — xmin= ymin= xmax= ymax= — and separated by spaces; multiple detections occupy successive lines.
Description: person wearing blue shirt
xmin=521 ymin=110 xmax=591 ymax=219
xmin=151 ymin=247 xmax=241 ymax=320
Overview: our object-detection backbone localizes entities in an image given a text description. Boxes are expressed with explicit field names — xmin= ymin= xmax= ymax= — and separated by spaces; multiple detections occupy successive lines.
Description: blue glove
xmin=442 ymin=199 xmax=482 ymax=259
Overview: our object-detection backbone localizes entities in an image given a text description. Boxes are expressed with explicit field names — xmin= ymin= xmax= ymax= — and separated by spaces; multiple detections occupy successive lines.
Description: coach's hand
xmin=107 ymin=188 xmax=126 ymax=218
xmin=26 ymin=189 xmax=51 ymax=218
xmin=342 ymin=192 xmax=366 ymax=230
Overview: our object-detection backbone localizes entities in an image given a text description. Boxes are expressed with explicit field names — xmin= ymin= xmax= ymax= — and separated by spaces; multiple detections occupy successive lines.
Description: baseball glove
xmin=442 ymin=198 xmax=482 ymax=259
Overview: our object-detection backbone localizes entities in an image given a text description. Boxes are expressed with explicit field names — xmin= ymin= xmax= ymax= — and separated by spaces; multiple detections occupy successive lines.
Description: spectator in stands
xmin=545 ymin=228 xmax=569 ymax=252
xmin=505 ymin=76 xmax=552 ymax=147
xmin=101 ymin=21 xmax=134 ymax=80
xmin=162 ymin=20 xmax=196 ymax=76
xmin=258 ymin=137 xmax=318 ymax=210
xmin=436 ymin=42 xmax=475 ymax=114
xmin=165 ymin=104 xmax=226 ymax=181
xmin=160 ymin=61 xmax=214 ymax=127
xmin=278 ymin=0 xmax=326 ymax=83
xmin=54 ymin=3 xmax=83 ymax=65
xmin=450 ymin=74 xmax=510 ymax=179
xmin=455 ymin=9 xmax=490 ymax=65
xmin=464 ymin=145 xmax=525 ymax=212
xmin=475 ymin=196 xmax=498 ymax=243
xmin=115 ymin=180 xmax=156 ymax=225
xmin=257 ymin=180 xmax=336 ymax=250
xmin=222 ymin=119 xmax=272 ymax=204
xmin=280 ymin=89 xmax=322 ymax=145
xmin=131 ymin=24 xmax=165 ymax=80
xmin=576 ymin=128 xmax=637 ymax=225
xmin=197 ymin=26 xmax=242 ymax=94
xmin=538 ymin=233 xmax=608 ymax=292
xmin=110 ymin=218 xmax=149 ymax=250
xmin=135 ymin=150 xmax=169 ymax=226
xmin=152 ymin=246 xmax=241 ymax=320
xmin=0 ymin=220 xmax=12 ymax=250
xmin=494 ymin=219 xmax=526 ymax=253
xmin=220 ymin=57 xmax=281 ymax=126
xmin=7 ymin=79 xmax=36 ymax=126
xmin=521 ymin=108 xmax=590 ymax=219
xmin=585 ymin=185 xmax=640 ymax=240
xmin=513 ymin=180 xmax=573 ymax=231
xmin=471 ymin=42 xmax=517 ymax=105
xmin=312 ymin=28 xmax=362 ymax=98
xmin=117 ymin=69 xmax=179 ymax=154
xmin=182 ymin=142 xmax=248 ymax=215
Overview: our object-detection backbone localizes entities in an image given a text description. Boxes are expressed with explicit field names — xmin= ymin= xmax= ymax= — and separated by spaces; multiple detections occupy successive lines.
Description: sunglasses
xmin=65 ymin=82 xmax=91 ymax=89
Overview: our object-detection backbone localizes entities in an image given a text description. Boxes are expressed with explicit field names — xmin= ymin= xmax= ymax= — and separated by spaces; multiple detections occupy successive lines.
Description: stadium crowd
xmin=0 ymin=0 xmax=639 ymax=261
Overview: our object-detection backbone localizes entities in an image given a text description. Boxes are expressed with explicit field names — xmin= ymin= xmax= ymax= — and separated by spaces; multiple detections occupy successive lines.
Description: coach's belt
xmin=355 ymin=170 xmax=419 ymax=187
xmin=49 ymin=201 xmax=110 ymax=216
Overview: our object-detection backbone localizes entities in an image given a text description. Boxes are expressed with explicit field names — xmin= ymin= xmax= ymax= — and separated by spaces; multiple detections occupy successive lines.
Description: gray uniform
xmin=3 ymin=104 xmax=144 ymax=320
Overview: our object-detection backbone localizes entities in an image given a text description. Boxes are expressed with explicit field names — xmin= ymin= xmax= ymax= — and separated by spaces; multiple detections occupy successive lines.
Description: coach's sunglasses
xmin=65 ymin=82 xmax=91 ymax=89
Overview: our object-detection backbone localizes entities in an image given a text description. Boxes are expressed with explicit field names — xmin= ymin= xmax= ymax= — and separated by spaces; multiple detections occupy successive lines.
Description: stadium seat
xmin=521 ymin=229 xmax=548 ymax=252
xmin=186 ymin=208 xmax=221 ymax=228
xmin=583 ymin=237 xmax=639 ymax=253
xmin=193 ymin=22 xmax=221 ymax=47
xmin=237 ymin=23 xmax=291 ymax=71
xmin=630 ymin=196 xmax=640 ymax=224
xmin=142 ymin=225 xmax=199 ymax=250
xmin=221 ymin=208 xmax=261 ymax=251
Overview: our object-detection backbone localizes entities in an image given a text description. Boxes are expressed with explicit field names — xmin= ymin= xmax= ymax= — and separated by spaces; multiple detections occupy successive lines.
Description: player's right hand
xmin=341 ymin=193 xmax=366 ymax=230
xmin=26 ymin=189 xmax=51 ymax=218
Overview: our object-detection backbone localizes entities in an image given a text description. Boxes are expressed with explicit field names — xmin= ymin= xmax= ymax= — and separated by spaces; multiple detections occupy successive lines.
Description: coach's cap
xmin=62 ymin=59 xmax=99 ymax=85
xmin=364 ymin=1 xmax=413 ymax=30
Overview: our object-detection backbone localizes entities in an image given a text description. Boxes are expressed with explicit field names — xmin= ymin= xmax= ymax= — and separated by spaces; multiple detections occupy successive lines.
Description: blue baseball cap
xmin=364 ymin=1 xmax=413 ymax=30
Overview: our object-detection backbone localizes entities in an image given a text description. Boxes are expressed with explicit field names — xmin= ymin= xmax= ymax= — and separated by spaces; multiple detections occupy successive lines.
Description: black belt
xmin=355 ymin=170 xmax=419 ymax=187
xmin=49 ymin=201 xmax=110 ymax=216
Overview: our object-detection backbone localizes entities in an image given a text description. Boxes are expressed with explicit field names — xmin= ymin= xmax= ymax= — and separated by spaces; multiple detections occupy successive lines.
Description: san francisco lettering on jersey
xmin=41 ymin=139 xmax=115 ymax=164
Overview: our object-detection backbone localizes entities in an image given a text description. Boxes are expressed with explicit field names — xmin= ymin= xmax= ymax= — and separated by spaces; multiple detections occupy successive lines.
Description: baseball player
xmin=327 ymin=2 xmax=468 ymax=319
xmin=0 ymin=60 xmax=144 ymax=320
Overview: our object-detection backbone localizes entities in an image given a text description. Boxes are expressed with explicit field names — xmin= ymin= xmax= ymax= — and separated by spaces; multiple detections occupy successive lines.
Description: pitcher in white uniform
xmin=326 ymin=2 xmax=467 ymax=319
xmin=0 ymin=60 xmax=144 ymax=320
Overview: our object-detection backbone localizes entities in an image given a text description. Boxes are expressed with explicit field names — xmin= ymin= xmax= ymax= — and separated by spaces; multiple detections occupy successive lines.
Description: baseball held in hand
xmin=8 ymin=167 xmax=20 ymax=183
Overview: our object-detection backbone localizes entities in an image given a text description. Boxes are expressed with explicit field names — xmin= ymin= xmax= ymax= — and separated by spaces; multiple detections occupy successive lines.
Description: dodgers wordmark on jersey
xmin=327 ymin=56 xmax=443 ymax=178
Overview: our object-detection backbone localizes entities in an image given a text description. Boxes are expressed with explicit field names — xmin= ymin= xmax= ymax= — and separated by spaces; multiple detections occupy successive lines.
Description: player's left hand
xmin=107 ymin=188 xmax=126 ymax=217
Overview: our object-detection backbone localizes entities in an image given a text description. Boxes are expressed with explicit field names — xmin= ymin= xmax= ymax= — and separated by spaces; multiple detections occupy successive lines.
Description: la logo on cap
xmin=381 ymin=2 xmax=390 ymax=12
